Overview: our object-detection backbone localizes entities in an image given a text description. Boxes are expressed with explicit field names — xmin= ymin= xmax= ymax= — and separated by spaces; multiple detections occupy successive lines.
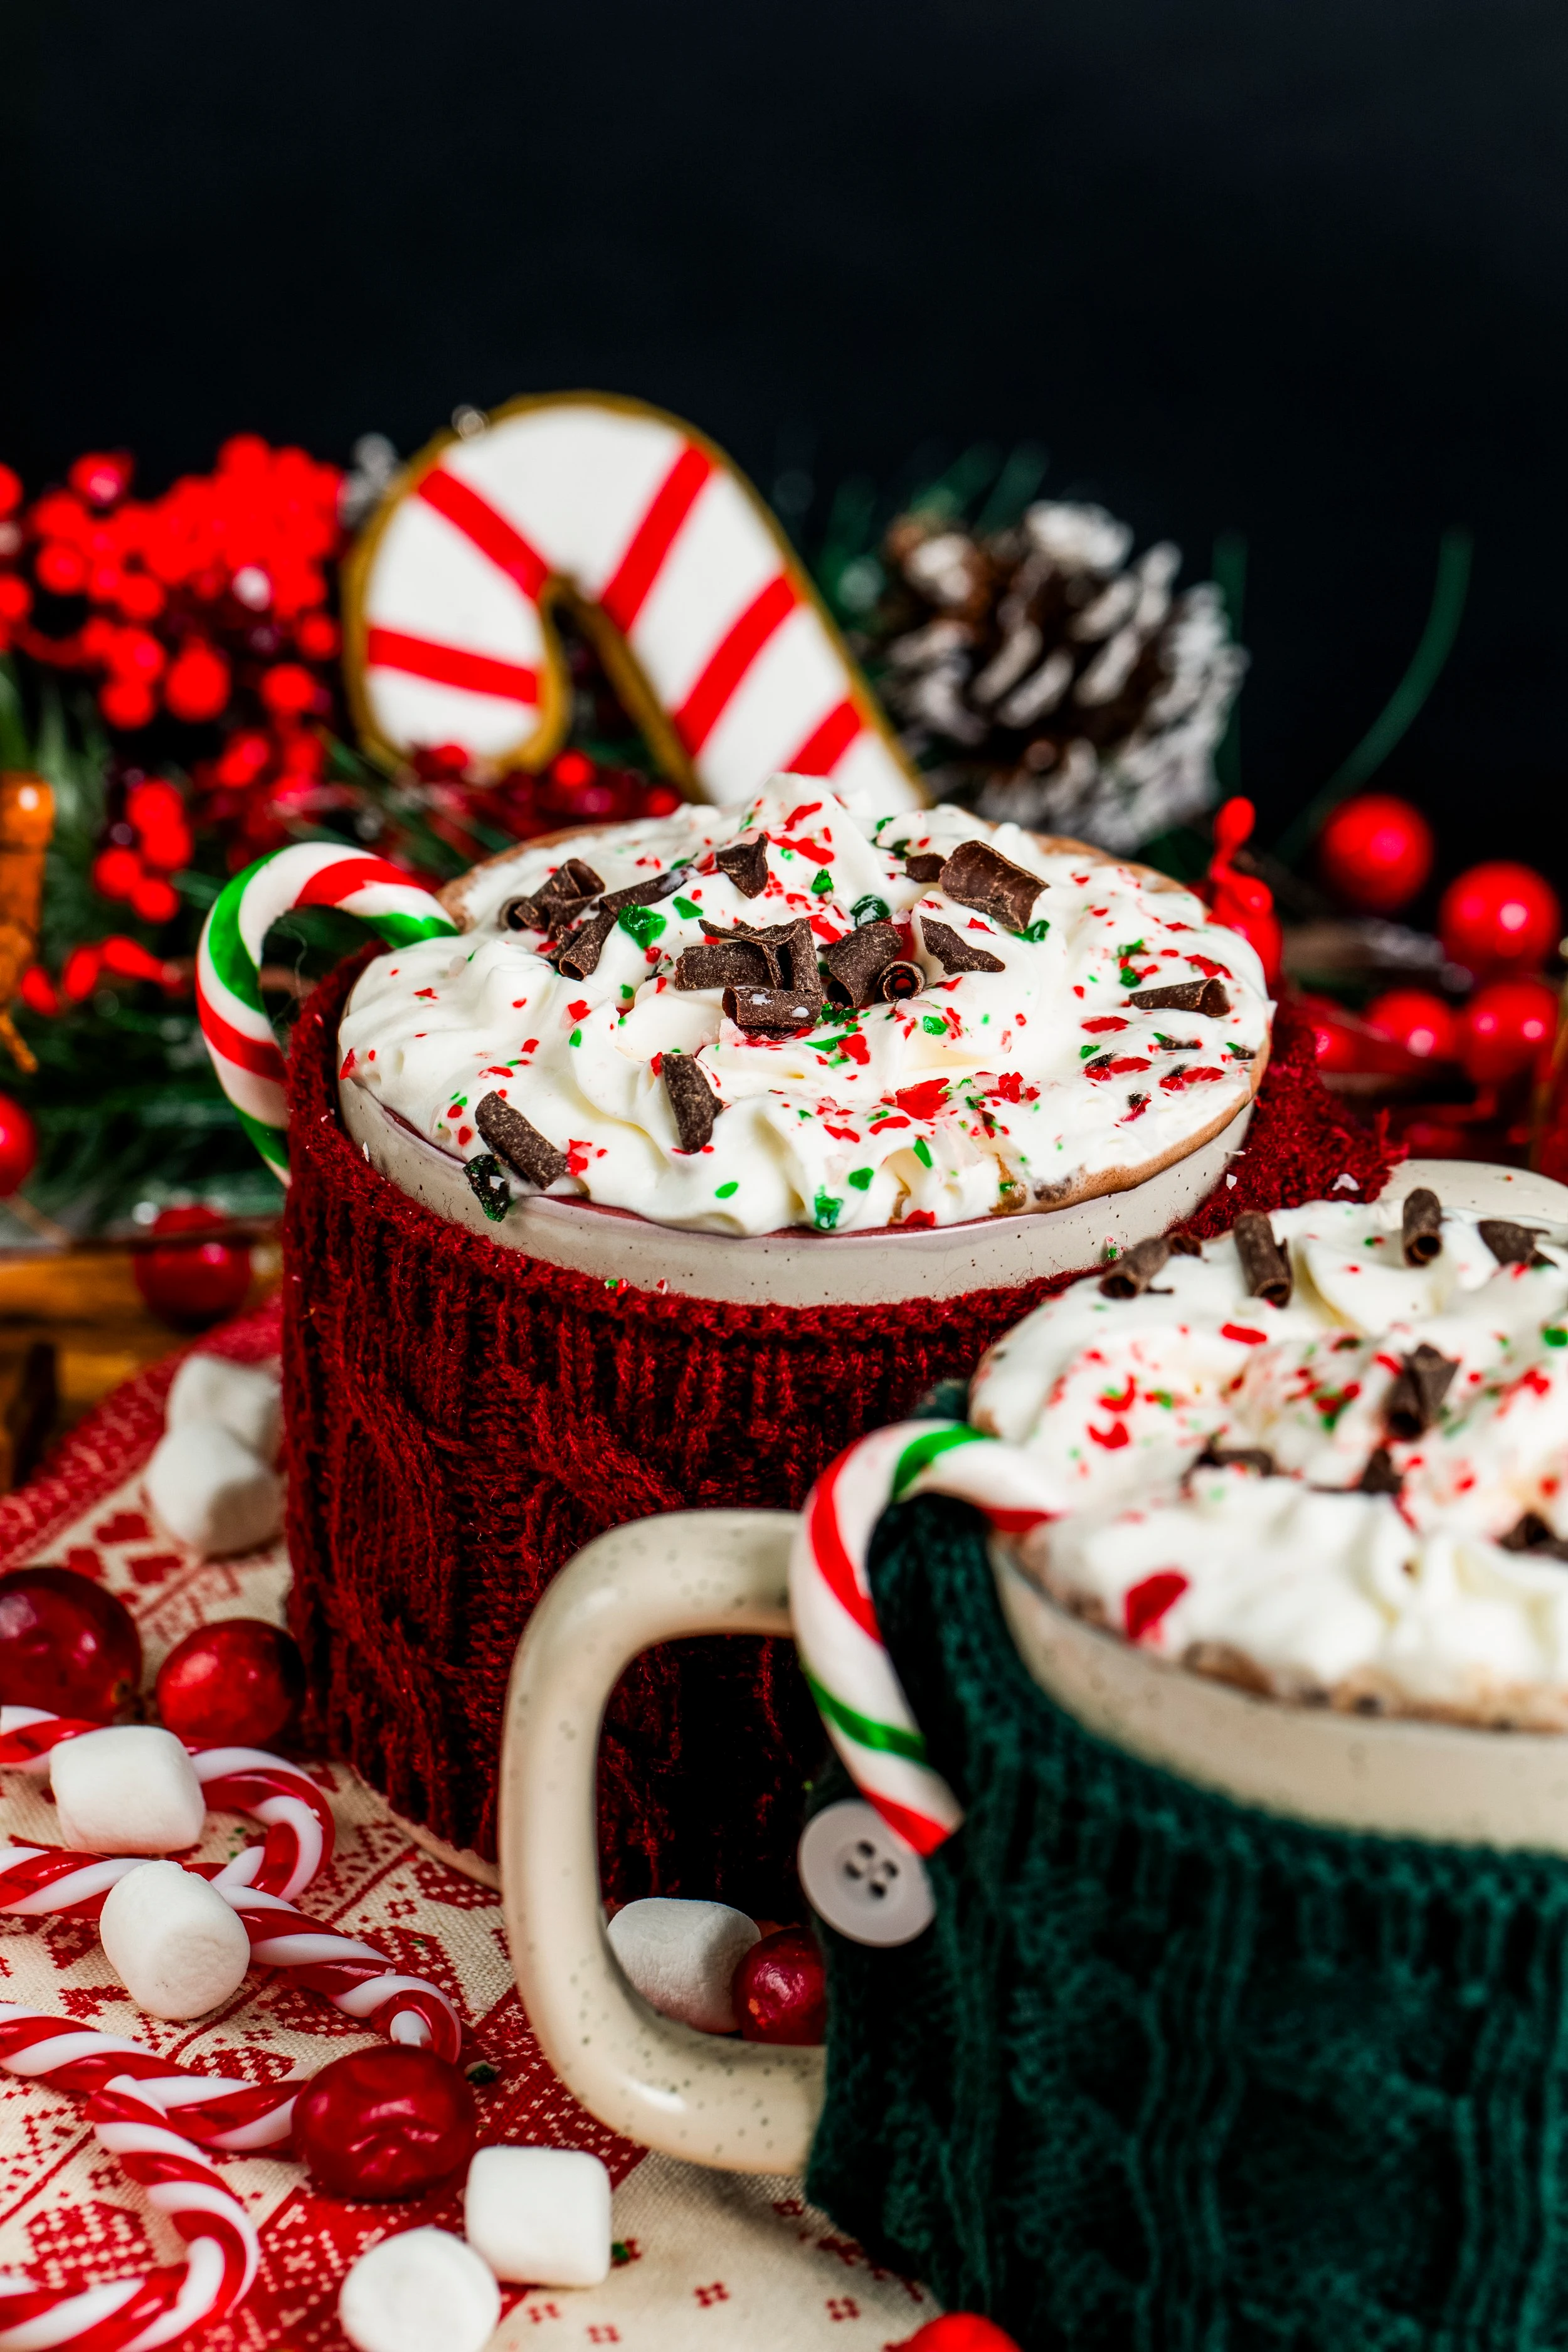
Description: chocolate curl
xmin=714 ymin=838 xmax=770 ymax=897
xmin=1401 ymin=1187 xmax=1443 ymax=1266
xmin=1384 ymin=1343 xmax=1459 ymax=1441
xmin=1357 ymin=1446 xmax=1402 ymax=1496
xmin=879 ymin=960 xmax=925 ymax=1002
xmin=501 ymin=857 xmax=607 ymax=933
xmin=905 ymin=851 xmax=946 ymax=883
xmin=701 ymin=916 xmax=819 ymax=994
xmin=723 ymin=984 xmax=820 ymax=1034
xmin=1202 ymin=1444 xmax=1277 ymax=1476
xmin=663 ymin=1054 xmax=723 ymax=1152
xmin=1168 ymin=1231 xmax=1203 ymax=1256
xmin=673 ymin=941 xmax=771 ymax=992
xmin=1233 ymin=1211 xmax=1292 ymax=1306
xmin=474 ymin=1093 xmax=568 ymax=1189
xmin=464 ymin=1153 xmax=512 ymax=1222
xmin=600 ymin=869 xmax=682 ymax=914
xmin=1099 ymin=1236 xmax=1171 ymax=1298
xmin=1500 ymin=1512 xmax=1568 ymax=1560
xmin=556 ymin=908 xmax=617 ymax=979
xmin=1479 ymin=1219 xmax=1552 ymax=1269
xmin=919 ymin=916 xmax=1006 ymax=975
xmin=1128 ymin=977 xmax=1231 ymax=1018
xmin=822 ymin=921 xmax=901 ymax=1007
xmin=937 ymin=839 xmax=1044 ymax=931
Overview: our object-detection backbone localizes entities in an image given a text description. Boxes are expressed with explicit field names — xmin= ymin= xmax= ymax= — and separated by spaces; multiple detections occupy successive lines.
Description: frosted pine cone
xmin=868 ymin=502 xmax=1246 ymax=852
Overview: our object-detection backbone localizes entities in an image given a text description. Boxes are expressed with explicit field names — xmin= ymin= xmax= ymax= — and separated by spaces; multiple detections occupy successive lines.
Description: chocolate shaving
xmin=1384 ymin=1342 xmax=1459 ymax=1440
xmin=822 ymin=921 xmax=901 ymax=1007
xmin=702 ymin=916 xmax=820 ymax=1006
xmin=500 ymin=895 xmax=548 ymax=933
xmin=474 ymin=1093 xmax=568 ymax=1189
xmin=723 ymin=984 xmax=820 ymax=1034
xmin=673 ymin=941 xmax=771 ymax=992
xmin=936 ymin=839 xmax=1044 ymax=932
xmin=502 ymin=857 xmax=606 ymax=932
xmin=714 ymin=837 xmax=770 ymax=897
xmin=599 ymin=869 xmax=682 ymax=915
xmin=1168 ymin=1231 xmax=1203 ymax=1256
xmin=1127 ymin=977 xmax=1231 ymax=1018
xmin=879 ymin=960 xmax=925 ymax=1002
xmin=1401 ymin=1187 xmax=1443 ymax=1266
xmin=1500 ymin=1512 xmax=1568 ymax=1560
xmin=1358 ymin=1446 xmax=1402 ymax=1496
xmin=905 ymin=851 xmax=946 ymax=883
xmin=1202 ymin=1444 xmax=1277 ymax=1476
xmin=1479 ymin=1219 xmax=1552 ymax=1269
xmin=1233 ymin=1211 xmax=1292 ymax=1306
xmin=920 ymin=916 xmax=1006 ymax=975
xmin=464 ymin=1153 xmax=512 ymax=1222
xmin=1099 ymin=1236 xmax=1172 ymax=1298
xmin=549 ymin=857 xmax=605 ymax=901
xmin=662 ymin=1053 xmax=722 ymax=1152
xmin=555 ymin=908 xmax=617 ymax=979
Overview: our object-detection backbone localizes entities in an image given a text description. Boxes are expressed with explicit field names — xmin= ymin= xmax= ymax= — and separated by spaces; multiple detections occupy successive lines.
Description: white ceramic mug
xmin=499 ymin=1158 xmax=1568 ymax=2174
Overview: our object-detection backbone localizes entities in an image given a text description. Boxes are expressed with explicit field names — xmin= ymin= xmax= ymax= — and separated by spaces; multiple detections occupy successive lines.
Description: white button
xmin=798 ymin=1798 xmax=936 ymax=1946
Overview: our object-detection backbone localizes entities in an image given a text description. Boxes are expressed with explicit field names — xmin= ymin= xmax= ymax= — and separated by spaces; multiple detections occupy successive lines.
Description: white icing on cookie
xmin=337 ymin=780 xmax=1269 ymax=1237
xmin=972 ymin=1193 xmax=1568 ymax=1722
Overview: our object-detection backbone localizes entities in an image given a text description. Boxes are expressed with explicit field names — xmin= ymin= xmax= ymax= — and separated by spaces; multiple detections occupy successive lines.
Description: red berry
xmin=215 ymin=729 xmax=273 ymax=788
xmin=0 ymin=1567 xmax=141 ymax=1720
xmin=0 ymin=1095 xmax=38 ymax=1196
xmin=116 ymin=573 xmax=166 ymax=623
xmin=100 ymin=935 xmax=168 ymax=984
xmin=60 ymin=945 xmax=103 ymax=1003
xmin=896 ymin=2318 xmax=1022 ymax=2351
xmin=292 ymin=2045 xmax=477 ymax=2201
xmin=1438 ymin=862 xmax=1562 ymax=977
xmin=98 ymin=677 xmax=156 ymax=730
xmin=164 ymin=641 xmax=231 ymax=724
xmin=1363 ymin=987 xmax=1458 ymax=1063
xmin=156 ymin=1618 xmax=304 ymax=1747
xmin=735 ymin=1927 xmax=828 ymax=2045
xmin=0 ymin=577 xmax=31 ymax=624
xmin=130 ymin=875 xmax=179 ymax=925
xmin=18 ymin=966 xmax=58 ymax=1017
xmin=0 ymin=465 xmax=21 ymax=519
xmin=294 ymin=612 xmax=338 ymax=661
xmin=258 ymin=662 xmax=317 ymax=719
xmin=108 ymin=628 xmax=165 ymax=683
xmin=35 ymin=541 xmax=88 ymax=596
xmin=1316 ymin=794 xmax=1435 ymax=914
xmin=68 ymin=452 xmax=132 ymax=509
xmin=133 ymin=1205 xmax=252 ymax=1330
xmin=92 ymin=846 xmax=142 ymax=903
xmin=644 ymin=784 xmax=682 ymax=817
xmin=1299 ymin=993 xmax=1366 ymax=1074
xmin=1458 ymin=977 xmax=1559 ymax=1086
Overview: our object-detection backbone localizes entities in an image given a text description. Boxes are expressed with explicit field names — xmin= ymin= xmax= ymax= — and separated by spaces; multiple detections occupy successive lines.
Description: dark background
xmin=4 ymin=0 xmax=1565 ymax=880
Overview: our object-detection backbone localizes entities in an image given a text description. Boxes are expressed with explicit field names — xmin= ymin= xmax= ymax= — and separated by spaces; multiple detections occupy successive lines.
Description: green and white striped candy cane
xmin=197 ymin=845 xmax=458 ymax=1179
xmin=790 ymin=1420 xmax=1059 ymax=1856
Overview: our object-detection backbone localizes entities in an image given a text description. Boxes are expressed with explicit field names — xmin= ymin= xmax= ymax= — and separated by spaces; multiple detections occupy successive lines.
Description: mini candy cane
xmin=790 ymin=1420 xmax=1059 ymax=1856
xmin=0 ymin=2008 xmax=300 ymax=2149
xmin=344 ymin=392 xmax=923 ymax=817
xmin=196 ymin=841 xmax=457 ymax=1179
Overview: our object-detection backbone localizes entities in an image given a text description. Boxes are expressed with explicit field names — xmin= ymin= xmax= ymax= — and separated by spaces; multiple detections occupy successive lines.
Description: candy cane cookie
xmin=342 ymin=392 xmax=923 ymax=815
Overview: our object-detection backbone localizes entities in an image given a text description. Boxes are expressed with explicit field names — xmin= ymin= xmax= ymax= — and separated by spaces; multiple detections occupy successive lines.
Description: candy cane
xmin=344 ymin=391 xmax=923 ymax=817
xmin=0 ymin=2008 xmax=299 ymax=2149
xmin=196 ymin=842 xmax=457 ymax=1179
xmin=790 ymin=1420 xmax=1061 ymax=1855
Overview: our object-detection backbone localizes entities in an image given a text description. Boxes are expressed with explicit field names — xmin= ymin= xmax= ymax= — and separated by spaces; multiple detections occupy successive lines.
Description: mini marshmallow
xmin=99 ymin=1858 xmax=251 ymax=2019
xmin=339 ymin=2226 xmax=501 ymax=2352
xmin=464 ymin=2144 xmax=612 ymax=2287
xmin=606 ymin=1897 xmax=760 ymax=2034
xmin=145 ymin=1422 xmax=283 ymax=1558
xmin=166 ymin=1353 xmax=282 ymax=1464
xmin=51 ymin=1723 xmax=206 ymax=1854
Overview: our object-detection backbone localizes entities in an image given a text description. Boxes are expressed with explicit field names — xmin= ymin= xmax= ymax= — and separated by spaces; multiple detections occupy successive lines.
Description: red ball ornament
xmin=1316 ymin=794 xmax=1435 ymax=914
xmin=164 ymin=642 xmax=232 ymax=724
xmin=0 ymin=1096 xmax=38 ymax=1197
xmin=1362 ymin=987 xmax=1459 ymax=1064
xmin=0 ymin=1567 xmax=142 ymax=1720
xmin=896 ymin=2317 xmax=1022 ymax=2351
xmin=1458 ymin=977 xmax=1559 ymax=1086
xmin=156 ymin=1618 xmax=304 ymax=1747
xmin=292 ymin=2045 xmax=477 ymax=2201
xmin=735 ymin=1927 xmax=828 ymax=2047
xmin=132 ymin=1205 xmax=252 ymax=1330
xmin=1438 ymin=862 xmax=1562 ymax=976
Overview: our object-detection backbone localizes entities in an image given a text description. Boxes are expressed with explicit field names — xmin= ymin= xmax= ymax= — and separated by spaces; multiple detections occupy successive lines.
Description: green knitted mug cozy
xmin=806 ymin=1493 xmax=1568 ymax=2351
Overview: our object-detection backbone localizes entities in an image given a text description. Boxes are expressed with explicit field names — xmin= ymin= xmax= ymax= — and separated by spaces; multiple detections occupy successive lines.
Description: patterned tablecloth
xmin=0 ymin=1300 xmax=935 ymax=2350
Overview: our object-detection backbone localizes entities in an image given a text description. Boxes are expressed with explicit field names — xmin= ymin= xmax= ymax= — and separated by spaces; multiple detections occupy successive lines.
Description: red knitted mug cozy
xmin=283 ymin=950 xmax=1394 ymax=1911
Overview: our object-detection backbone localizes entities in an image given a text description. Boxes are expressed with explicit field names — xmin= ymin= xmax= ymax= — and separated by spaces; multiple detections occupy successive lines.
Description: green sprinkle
xmin=674 ymin=895 xmax=701 ymax=918
xmin=620 ymin=983 xmax=635 ymax=1000
xmin=1118 ymin=939 xmax=1147 ymax=956
xmin=1119 ymin=967 xmax=1142 ymax=988
xmin=569 ymin=1028 xmax=582 ymax=1047
xmin=848 ymin=1167 xmax=873 ymax=1190
xmin=1547 ymin=1328 xmax=1567 ymax=1347
xmin=813 ymin=1188 xmax=843 ymax=1229
xmin=611 ymin=2242 xmax=633 ymax=2267
xmin=715 ymin=1180 xmax=739 ymax=1198
xmin=1019 ymin=918 xmax=1050 ymax=942
xmin=852 ymin=894 xmax=891 ymax=926
xmin=1079 ymin=1042 xmax=1101 ymax=1058
xmin=619 ymin=904 xmax=667 ymax=950
xmin=921 ymin=1014 xmax=946 ymax=1035
xmin=812 ymin=869 xmax=834 ymax=895
xmin=913 ymin=1138 xmax=933 ymax=1168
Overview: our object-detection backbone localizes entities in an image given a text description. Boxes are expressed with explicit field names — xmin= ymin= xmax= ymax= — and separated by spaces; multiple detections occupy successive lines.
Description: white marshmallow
xmin=166 ymin=1353 xmax=282 ymax=1463
xmin=51 ymin=1723 xmax=206 ymax=1854
xmin=339 ymin=2227 xmax=501 ymax=2352
xmin=605 ymin=1897 xmax=760 ymax=2034
xmin=464 ymin=2144 xmax=612 ymax=2288
xmin=145 ymin=1422 xmax=283 ymax=1558
xmin=99 ymin=1859 xmax=251 ymax=2019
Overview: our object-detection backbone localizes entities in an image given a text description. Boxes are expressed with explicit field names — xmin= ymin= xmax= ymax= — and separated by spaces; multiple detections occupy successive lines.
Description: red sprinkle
xmin=1125 ymin=1571 xmax=1189 ymax=1642
xmin=1082 ymin=1016 xmax=1129 ymax=1034
xmin=894 ymin=1078 xmax=950 ymax=1120
xmin=900 ymin=1209 xmax=936 ymax=1229
xmin=1089 ymin=1421 xmax=1130 ymax=1450
xmin=567 ymin=999 xmax=590 ymax=1019
xmin=777 ymin=834 xmax=834 ymax=864
xmin=1221 ymin=1324 xmax=1269 ymax=1345
xmin=339 ymin=1050 xmax=356 ymax=1078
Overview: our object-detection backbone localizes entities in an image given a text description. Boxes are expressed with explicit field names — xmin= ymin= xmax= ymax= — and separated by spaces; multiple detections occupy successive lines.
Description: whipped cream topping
xmin=971 ymin=1192 xmax=1568 ymax=1722
xmin=337 ymin=781 xmax=1268 ymax=1238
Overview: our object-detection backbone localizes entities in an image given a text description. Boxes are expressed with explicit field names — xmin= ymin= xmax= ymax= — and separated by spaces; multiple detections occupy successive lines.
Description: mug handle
xmin=498 ymin=1507 xmax=825 ymax=2175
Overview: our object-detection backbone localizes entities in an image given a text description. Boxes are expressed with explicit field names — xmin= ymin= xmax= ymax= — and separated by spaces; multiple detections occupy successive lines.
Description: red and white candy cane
xmin=0 ymin=2008 xmax=300 ymax=2149
xmin=344 ymin=391 xmax=923 ymax=817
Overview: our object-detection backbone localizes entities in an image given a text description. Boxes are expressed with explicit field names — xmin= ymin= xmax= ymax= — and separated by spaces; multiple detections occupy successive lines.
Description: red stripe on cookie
xmin=366 ymin=627 xmax=538 ymax=705
xmin=416 ymin=470 xmax=551 ymax=598
xmin=600 ymin=443 xmax=714 ymax=632
xmin=672 ymin=573 xmax=798 ymax=756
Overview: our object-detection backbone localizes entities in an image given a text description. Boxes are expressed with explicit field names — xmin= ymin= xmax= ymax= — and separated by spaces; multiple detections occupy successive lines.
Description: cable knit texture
xmin=283 ymin=950 xmax=1391 ymax=1901
xmin=808 ymin=1492 xmax=1568 ymax=2349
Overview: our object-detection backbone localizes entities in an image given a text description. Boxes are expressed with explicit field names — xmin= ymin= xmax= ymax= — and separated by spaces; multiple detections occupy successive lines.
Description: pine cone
xmin=867 ymin=502 xmax=1246 ymax=852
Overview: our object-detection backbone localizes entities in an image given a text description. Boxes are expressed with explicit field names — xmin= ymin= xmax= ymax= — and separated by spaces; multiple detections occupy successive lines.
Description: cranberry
xmin=897 ymin=2318 xmax=1022 ymax=2350
xmin=734 ymin=1927 xmax=828 ymax=2047
xmin=293 ymin=2045 xmax=477 ymax=2201
xmin=132 ymin=1205 xmax=252 ymax=1330
xmin=155 ymin=1618 xmax=304 ymax=1747
xmin=0 ymin=1567 xmax=141 ymax=1719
